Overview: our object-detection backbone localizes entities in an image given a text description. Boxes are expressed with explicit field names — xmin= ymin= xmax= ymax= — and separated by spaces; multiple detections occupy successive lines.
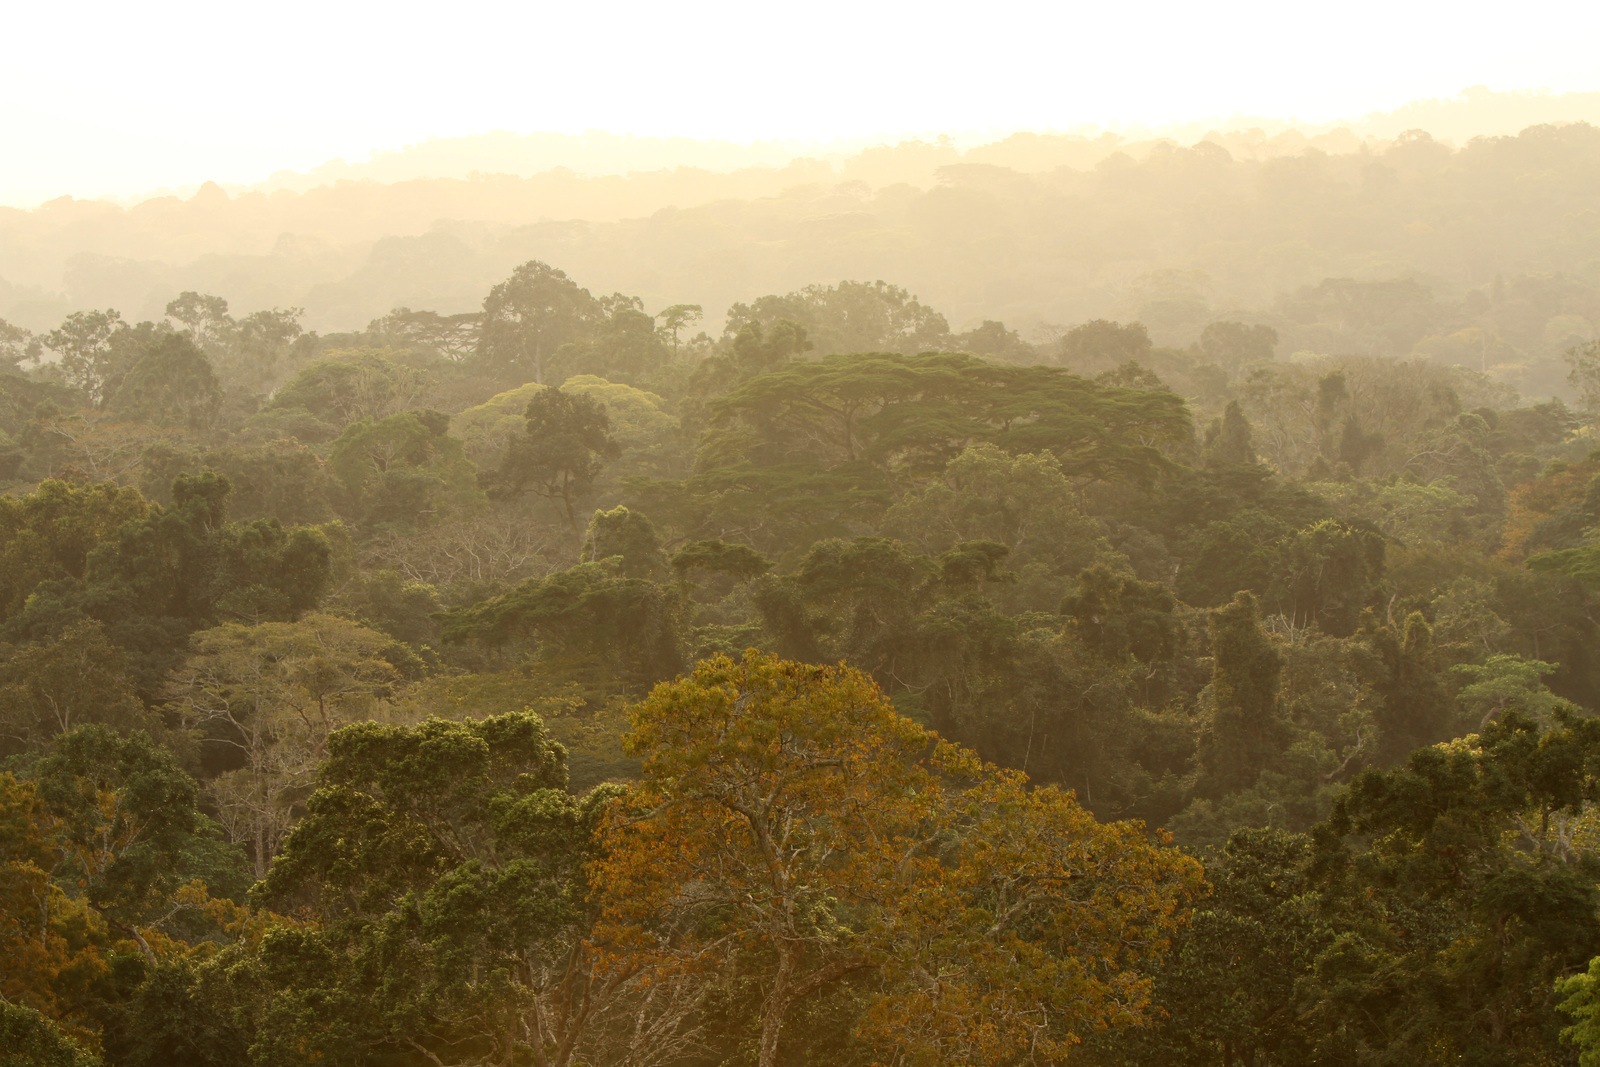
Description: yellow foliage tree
xmin=591 ymin=651 xmax=1204 ymax=1067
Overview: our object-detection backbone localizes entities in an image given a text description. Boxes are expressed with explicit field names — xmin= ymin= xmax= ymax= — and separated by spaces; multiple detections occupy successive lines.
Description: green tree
xmin=1198 ymin=320 xmax=1278 ymax=371
xmin=0 ymin=479 xmax=150 ymax=622
xmin=1272 ymin=519 xmax=1385 ymax=637
xmin=724 ymin=280 xmax=952 ymax=357
xmin=655 ymin=302 xmax=702 ymax=358
xmin=477 ymin=260 xmax=601 ymax=384
xmin=1558 ymin=955 xmax=1600 ymax=1065
xmin=952 ymin=319 xmax=1035 ymax=362
xmin=0 ymin=620 xmax=151 ymax=756
xmin=227 ymin=308 xmax=306 ymax=395
xmin=580 ymin=505 xmax=668 ymax=580
xmin=164 ymin=292 xmax=234 ymax=355
xmin=107 ymin=333 xmax=221 ymax=429
xmin=1124 ymin=828 xmax=1328 ymax=1066
xmin=1566 ymin=339 xmax=1600 ymax=414
xmin=328 ymin=409 xmax=483 ymax=531
xmin=30 ymin=726 xmax=249 ymax=958
xmin=1059 ymin=319 xmax=1152 ymax=371
xmin=1305 ymin=712 xmax=1600 ymax=1062
xmin=441 ymin=563 xmax=683 ymax=693
xmin=0 ymin=1002 xmax=101 ymax=1067
xmin=1364 ymin=611 xmax=1452 ymax=765
xmin=1197 ymin=592 xmax=1287 ymax=796
xmin=248 ymin=711 xmax=633 ymax=1067
xmin=493 ymin=386 xmax=620 ymax=527
xmin=1202 ymin=400 xmax=1259 ymax=467
xmin=366 ymin=306 xmax=481 ymax=362
xmin=0 ymin=317 xmax=40 ymax=375
xmin=550 ymin=293 xmax=668 ymax=384
xmin=163 ymin=613 xmax=406 ymax=876
xmin=45 ymin=310 xmax=127 ymax=404
xmin=263 ymin=349 xmax=426 ymax=438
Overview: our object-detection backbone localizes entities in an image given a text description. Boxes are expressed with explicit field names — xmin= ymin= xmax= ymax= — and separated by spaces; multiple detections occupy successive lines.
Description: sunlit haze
xmin=6 ymin=0 xmax=1600 ymax=205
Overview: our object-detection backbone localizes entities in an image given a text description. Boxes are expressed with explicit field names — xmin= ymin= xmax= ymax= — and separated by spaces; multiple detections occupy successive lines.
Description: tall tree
xmin=477 ymin=261 xmax=601 ymax=384
xmin=107 ymin=333 xmax=222 ymax=429
xmin=494 ymin=387 xmax=620 ymax=527
xmin=162 ymin=613 xmax=405 ymax=877
xmin=0 ymin=317 xmax=40 ymax=375
xmin=250 ymin=711 xmax=643 ymax=1067
xmin=593 ymin=651 xmax=1203 ymax=1066
xmin=655 ymin=303 xmax=702 ymax=359
xmin=45 ymin=310 xmax=127 ymax=404
xmin=1197 ymin=591 xmax=1286 ymax=795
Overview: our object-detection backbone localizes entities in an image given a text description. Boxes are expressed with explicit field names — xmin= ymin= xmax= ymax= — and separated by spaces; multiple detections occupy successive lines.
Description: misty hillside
xmin=3 ymin=101 xmax=1598 ymax=405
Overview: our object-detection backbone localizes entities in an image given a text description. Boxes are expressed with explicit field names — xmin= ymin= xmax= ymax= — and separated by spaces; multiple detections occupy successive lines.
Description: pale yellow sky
xmin=5 ymin=0 xmax=1599 ymax=206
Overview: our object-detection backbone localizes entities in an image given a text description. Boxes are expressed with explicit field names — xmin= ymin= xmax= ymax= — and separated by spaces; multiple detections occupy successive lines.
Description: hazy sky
xmin=6 ymin=0 xmax=1599 ymax=206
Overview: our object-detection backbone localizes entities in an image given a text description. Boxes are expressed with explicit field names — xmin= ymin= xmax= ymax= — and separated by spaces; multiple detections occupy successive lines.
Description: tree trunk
xmin=757 ymin=946 xmax=795 ymax=1067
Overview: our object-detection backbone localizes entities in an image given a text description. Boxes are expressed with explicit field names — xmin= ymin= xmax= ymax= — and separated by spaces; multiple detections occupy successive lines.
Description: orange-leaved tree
xmin=590 ymin=650 xmax=1205 ymax=1067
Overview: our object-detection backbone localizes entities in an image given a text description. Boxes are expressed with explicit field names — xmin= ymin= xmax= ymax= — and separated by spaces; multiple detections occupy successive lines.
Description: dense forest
xmin=6 ymin=116 xmax=1600 ymax=1066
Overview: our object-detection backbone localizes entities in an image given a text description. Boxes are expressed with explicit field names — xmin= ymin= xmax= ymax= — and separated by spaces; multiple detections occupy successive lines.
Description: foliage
xmin=163 ymin=613 xmax=408 ymax=876
xmin=248 ymin=710 xmax=625 ymax=1067
xmin=477 ymin=260 xmax=601 ymax=384
xmin=327 ymin=409 xmax=483 ymax=530
xmin=0 ymin=1002 xmax=102 ymax=1067
xmin=594 ymin=651 xmax=1204 ymax=1066
xmin=441 ymin=562 xmax=684 ymax=692
xmin=492 ymin=385 xmax=620 ymax=525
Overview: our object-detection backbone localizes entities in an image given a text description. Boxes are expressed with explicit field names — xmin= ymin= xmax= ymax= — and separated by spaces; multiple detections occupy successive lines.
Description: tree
xmin=162 ymin=614 xmax=405 ymax=876
xmin=440 ymin=563 xmax=684 ymax=693
xmin=229 ymin=308 xmax=305 ymax=395
xmin=1059 ymin=319 xmax=1152 ymax=371
xmin=164 ymin=292 xmax=234 ymax=355
xmin=0 ymin=479 xmax=151 ymax=622
xmin=0 ymin=771 xmax=110 ymax=1041
xmin=265 ymin=349 xmax=427 ymax=436
xmin=581 ymin=505 xmax=669 ymax=581
xmin=703 ymin=351 xmax=1190 ymax=486
xmin=494 ymin=387 xmax=620 ymax=527
xmin=367 ymin=306 xmax=481 ymax=362
xmin=1126 ymin=828 xmax=1329 ymax=1066
xmin=107 ymin=333 xmax=221 ymax=429
xmin=593 ymin=651 xmax=1204 ymax=1066
xmin=724 ymin=280 xmax=952 ymax=357
xmin=477 ymin=260 xmax=601 ymax=384
xmin=1271 ymin=518 xmax=1385 ymax=637
xmin=1558 ymin=956 xmax=1600 ymax=1065
xmin=0 ymin=317 xmax=40 ymax=375
xmin=0 ymin=619 xmax=151 ymax=756
xmin=550 ymin=294 xmax=669 ymax=384
xmin=1197 ymin=592 xmax=1286 ymax=796
xmin=655 ymin=303 xmax=702 ymax=359
xmin=69 ymin=472 xmax=333 ymax=653
xmin=1203 ymin=400 xmax=1258 ymax=467
xmin=1364 ymin=611 xmax=1452 ymax=765
xmin=1199 ymin=320 xmax=1278 ymax=371
xmin=1566 ymin=339 xmax=1600 ymax=414
xmin=45 ymin=310 xmax=127 ymax=404
xmin=1305 ymin=712 xmax=1600 ymax=1061
xmin=0 ymin=1002 xmax=101 ymax=1067
xmin=29 ymin=726 xmax=248 ymax=958
xmin=327 ymin=409 xmax=484 ymax=531
xmin=249 ymin=711 xmax=645 ymax=1067
xmin=953 ymin=319 xmax=1035 ymax=362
